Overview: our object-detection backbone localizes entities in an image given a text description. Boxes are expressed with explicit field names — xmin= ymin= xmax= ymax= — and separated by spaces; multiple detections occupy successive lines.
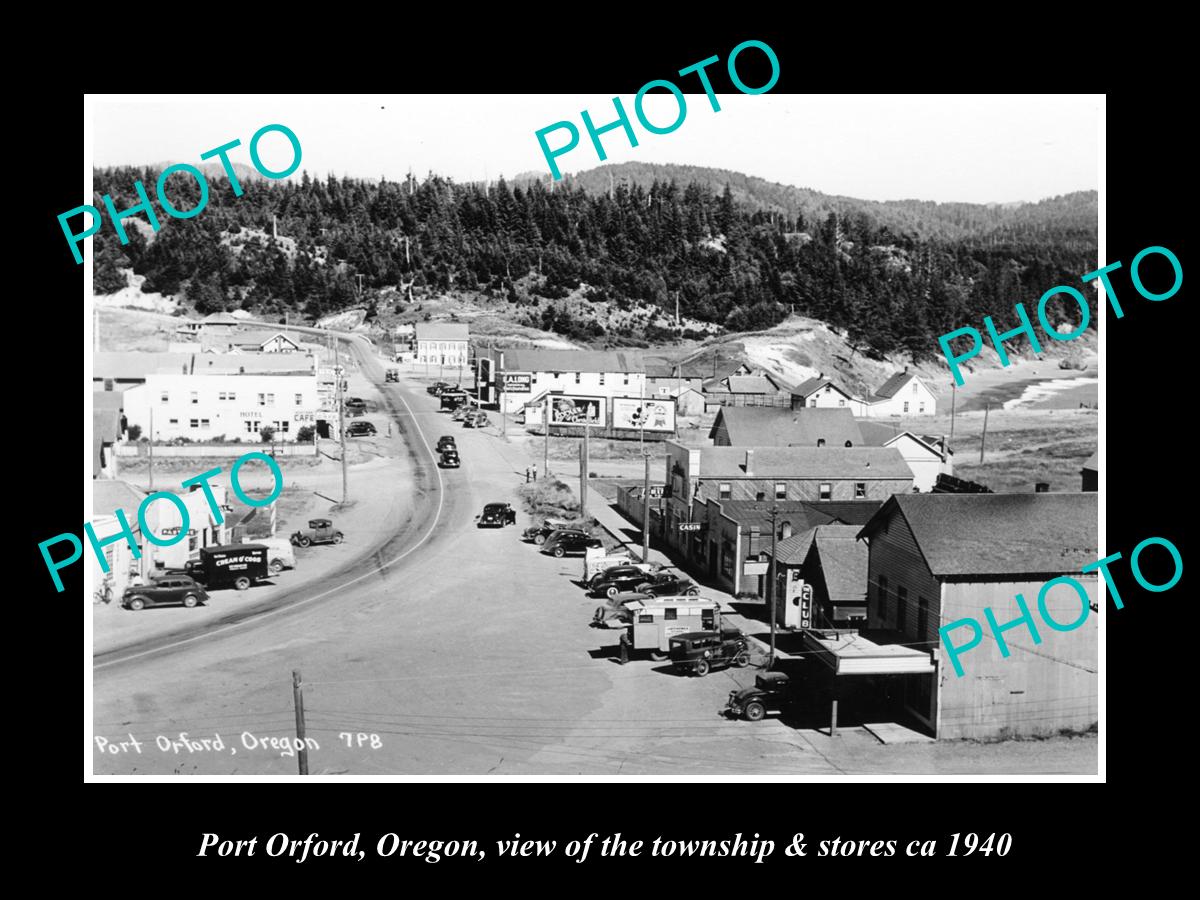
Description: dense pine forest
xmin=91 ymin=163 xmax=1098 ymax=361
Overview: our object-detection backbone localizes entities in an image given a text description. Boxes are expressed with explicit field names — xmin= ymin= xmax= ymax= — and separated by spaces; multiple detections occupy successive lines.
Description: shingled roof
xmin=710 ymin=407 xmax=864 ymax=447
xmin=809 ymin=525 xmax=870 ymax=607
xmin=859 ymin=493 xmax=1098 ymax=578
xmin=415 ymin=322 xmax=470 ymax=342
xmin=1081 ymin=452 xmax=1098 ymax=473
xmin=871 ymin=371 xmax=916 ymax=400
xmin=500 ymin=348 xmax=645 ymax=373
xmin=699 ymin=446 xmax=913 ymax=479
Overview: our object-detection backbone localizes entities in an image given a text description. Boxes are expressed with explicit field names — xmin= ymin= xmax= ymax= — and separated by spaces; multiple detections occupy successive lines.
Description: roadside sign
xmin=678 ymin=522 xmax=701 ymax=532
xmin=743 ymin=560 xmax=769 ymax=576
xmin=648 ymin=485 xmax=664 ymax=499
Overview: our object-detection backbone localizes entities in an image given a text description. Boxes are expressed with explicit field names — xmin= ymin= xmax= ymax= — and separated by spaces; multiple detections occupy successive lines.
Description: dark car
xmin=436 ymin=436 xmax=457 ymax=453
xmin=122 ymin=575 xmax=209 ymax=610
xmin=591 ymin=566 xmax=658 ymax=598
xmin=345 ymin=397 xmax=367 ymax=410
xmin=426 ymin=382 xmax=453 ymax=396
xmin=669 ymin=628 xmax=751 ymax=677
xmin=290 ymin=518 xmax=344 ymax=547
xmin=440 ymin=448 xmax=460 ymax=468
xmin=726 ymin=671 xmax=805 ymax=721
xmin=439 ymin=392 xmax=469 ymax=410
xmin=347 ymin=420 xmax=376 ymax=437
xmin=637 ymin=572 xmax=701 ymax=597
xmin=523 ymin=518 xmax=582 ymax=546
xmin=541 ymin=530 xmax=602 ymax=558
xmin=464 ymin=411 xmax=490 ymax=428
xmin=384 ymin=369 xmax=400 ymax=383
xmin=477 ymin=502 xmax=517 ymax=528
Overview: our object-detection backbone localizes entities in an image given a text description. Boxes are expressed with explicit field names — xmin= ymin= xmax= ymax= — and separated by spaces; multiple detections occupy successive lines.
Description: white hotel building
xmin=122 ymin=373 xmax=321 ymax=442
xmin=489 ymin=349 xmax=647 ymax=415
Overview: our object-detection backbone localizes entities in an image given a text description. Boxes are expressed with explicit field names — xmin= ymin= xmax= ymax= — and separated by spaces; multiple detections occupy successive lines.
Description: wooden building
xmin=709 ymin=407 xmax=863 ymax=448
xmin=857 ymin=492 xmax=1098 ymax=739
xmin=790 ymin=376 xmax=867 ymax=415
xmin=863 ymin=370 xmax=937 ymax=417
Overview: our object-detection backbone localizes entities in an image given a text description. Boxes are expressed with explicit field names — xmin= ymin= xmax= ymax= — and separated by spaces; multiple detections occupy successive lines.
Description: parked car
xmin=347 ymin=420 xmax=376 ymax=437
xmin=523 ymin=518 xmax=584 ymax=546
xmin=439 ymin=391 xmax=469 ymax=410
xmin=436 ymin=436 xmax=457 ymax=453
xmin=451 ymin=406 xmax=472 ymax=422
xmin=183 ymin=544 xmax=269 ymax=591
xmin=669 ymin=628 xmax=751 ymax=676
xmin=384 ymin=369 xmax=400 ymax=383
xmin=255 ymin=537 xmax=297 ymax=575
xmin=465 ymin=412 xmax=490 ymax=428
xmin=637 ymin=571 xmax=701 ymax=597
xmin=477 ymin=503 xmax=517 ymax=528
xmin=345 ymin=397 xmax=367 ymax=410
xmin=726 ymin=671 xmax=804 ymax=721
xmin=122 ymin=575 xmax=209 ymax=610
xmin=440 ymin=448 xmax=460 ymax=468
xmin=426 ymin=382 xmax=453 ymax=396
xmin=588 ymin=562 xmax=659 ymax=590
xmin=290 ymin=518 xmax=345 ymax=547
xmin=591 ymin=566 xmax=661 ymax=598
xmin=542 ymin=530 xmax=603 ymax=558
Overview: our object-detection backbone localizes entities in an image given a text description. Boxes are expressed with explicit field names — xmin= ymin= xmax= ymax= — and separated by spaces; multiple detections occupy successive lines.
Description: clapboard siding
xmin=696 ymin=478 xmax=911 ymax=504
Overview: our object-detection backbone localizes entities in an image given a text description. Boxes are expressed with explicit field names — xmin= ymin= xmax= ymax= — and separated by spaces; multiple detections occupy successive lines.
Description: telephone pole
xmin=979 ymin=402 xmax=990 ymax=464
xmin=769 ymin=504 xmax=779 ymax=668
xmin=291 ymin=670 xmax=309 ymax=776
xmin=642 ymin=449 xmax=652 ymax=563
xmin=148 ymin=407 xmax=154 ymax=492
xmin=949 ymin=382 xmax=957 ymax=451
xmin=580 ymin=425 xmax=590 ymax=519
xmin=335 ymin=341 xmax=348 ymax=502
xmin=544 ymin=393 xmax=551 ymax=478
xmin=499 ymin=350 xmax=507 ymax=437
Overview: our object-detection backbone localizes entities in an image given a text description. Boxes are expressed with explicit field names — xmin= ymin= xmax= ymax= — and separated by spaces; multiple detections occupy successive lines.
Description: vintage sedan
xmin=669 ymin=628 xmax=751 ymax=677
xmin=440 ymin=448 xmax=461 ymax=468
xmin=346 ymin=420 xmax=376 ymax=437
xmin=541 ymin=530 xmax=603 ymax=558
xmin=591 ymin=566 xmax=660 ymax=598
xmin=436 ymin=435 xmax=457 ymax=453
xmin=477 ymin=503 xmax=517 ymax=528
xmin=122 ymin=576 xmax=209 ymax=611
xmin=636 ymin=571 xmax=701 ymax=597
xmin=726 ymin=671 xmax=805 ymax=721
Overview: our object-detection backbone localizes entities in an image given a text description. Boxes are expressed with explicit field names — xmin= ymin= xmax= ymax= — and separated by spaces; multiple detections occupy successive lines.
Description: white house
xmin=883 ymin=432 xmax=953 ymax=492
xmin=790 ymin=376 xmax=868 ymax=416
xmin=864 ymin=370 xmax=937 ymax=417
xmin=415 ymin=322 xmax=470 ymax=367
xmin=492 ymin=349 xmax=646 ymax=415
xmin=122 ymin=373 xmax=320 ymax=442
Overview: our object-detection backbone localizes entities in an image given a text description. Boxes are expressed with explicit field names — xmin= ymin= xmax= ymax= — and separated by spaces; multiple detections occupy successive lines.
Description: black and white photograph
xmin=81 ymin=90 xmax=1110 ymax=781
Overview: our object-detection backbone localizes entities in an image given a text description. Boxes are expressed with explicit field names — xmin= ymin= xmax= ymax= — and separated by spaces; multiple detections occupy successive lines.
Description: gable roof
xmin=725 ymin=374 xmax=778 ymax=395
xmin=93 ymin=352 xmax=196 ymax=380
xmin=859 ymin=493 xmax=1097 ymax=578
xmin=884 ymin=431 xmax=946 ymax=460
xmin=708 ymin=501 xmax=839 ymax=535
xmin=792 ymin=377 xmax=857 ymax=400
xmin=92 ymin=479 xmax=145 ymax=524
xmin=500 ymin=348 xmax=645 ymax=374
xmin=772 ymin=527 xmax=820 ymax=565
xmin=710 ymin=407 xmax=864 ymax=448
xmin=415 ymin=322 xmax=470 ymax=342
xmin=230 ymin=329 xmax=302 ymax=348
xmin=1082 ymin=452 xmax=1098 ymax=473
xmin=808 ymin=525 xmax=870 ymax=607
xmin=699 ymin=446 xmax=914 ymax=480
xmin=801 ymin=500 xmax=884 ymax=525
xmin=871 ymin=371 xmax=918 ymax=400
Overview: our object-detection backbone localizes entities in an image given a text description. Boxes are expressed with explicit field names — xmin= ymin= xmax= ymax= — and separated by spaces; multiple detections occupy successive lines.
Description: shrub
xmin=296 ymin=425 xmax=316 ymax=442
xmin=126 ymin=424 xmax=142 ymax=441
xmin=260 ymin=426 xmax=276 ymax=443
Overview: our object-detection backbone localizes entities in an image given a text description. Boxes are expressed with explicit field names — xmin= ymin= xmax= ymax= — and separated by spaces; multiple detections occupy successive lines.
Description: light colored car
xmin=255 ymin=537 xmax=297 ymax=575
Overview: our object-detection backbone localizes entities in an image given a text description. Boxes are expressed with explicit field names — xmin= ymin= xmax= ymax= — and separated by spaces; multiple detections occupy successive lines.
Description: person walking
xmin=531 ymin=461 xmax=538 ymax=482
xmin=618 ymin=630 xmax=630 ymax=665
xmin=525 ymin=465 xmax=531 ymax=484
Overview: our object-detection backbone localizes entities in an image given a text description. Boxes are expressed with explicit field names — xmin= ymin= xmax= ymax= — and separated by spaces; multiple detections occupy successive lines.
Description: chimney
xmin=744 ymin=449 xmax=754 ymax=476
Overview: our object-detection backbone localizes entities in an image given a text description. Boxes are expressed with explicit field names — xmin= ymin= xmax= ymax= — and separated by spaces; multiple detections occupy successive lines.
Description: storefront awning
xmin=803 ymin=630 xmax=935 ymax=675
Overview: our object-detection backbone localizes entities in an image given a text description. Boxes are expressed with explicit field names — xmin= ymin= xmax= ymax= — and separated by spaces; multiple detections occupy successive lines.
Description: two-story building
xmin=709 ymin=407 xmax=864 ymax=448
xmin=790 ymin=376 xmax=868 ymax=415
xmin=857 ymin=492 xmax=1097 ymax=739
xmin=490 ymin=349 xmax=647 ymax=416
xmin=416 ymin=322 xmax=470 ymax=367
xmin=863 ymin=370 xmax=938 ymax=417
xmin=702 ymin=373 xmax=792 ymax=409
xmin=121 ymin=372 xmax=320 ymax=442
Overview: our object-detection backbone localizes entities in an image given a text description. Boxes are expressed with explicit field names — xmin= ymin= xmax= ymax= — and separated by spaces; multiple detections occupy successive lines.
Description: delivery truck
xmin=184 ymin=544 xmax=269 ymax=591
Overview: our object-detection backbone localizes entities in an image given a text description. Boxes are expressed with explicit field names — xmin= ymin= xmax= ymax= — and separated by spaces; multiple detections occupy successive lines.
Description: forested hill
xmin=517 ymin=162 xmax=1098 ymax=245
xmin=91 ymin=165 xmax=1097 ymax=361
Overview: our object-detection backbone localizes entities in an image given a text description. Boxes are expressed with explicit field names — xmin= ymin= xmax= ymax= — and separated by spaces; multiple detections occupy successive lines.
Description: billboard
xmin=612 ymin=397 xmax=676 ymax=432
xmin=548 ymin=395 xmax=605 ymax=427
xmin=503 ymin=373 xmax=532 ymax=393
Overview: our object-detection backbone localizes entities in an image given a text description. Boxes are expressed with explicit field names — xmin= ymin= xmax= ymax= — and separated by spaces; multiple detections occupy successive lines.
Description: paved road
xmin=91 ymin=334 xmax=1097 ymax=776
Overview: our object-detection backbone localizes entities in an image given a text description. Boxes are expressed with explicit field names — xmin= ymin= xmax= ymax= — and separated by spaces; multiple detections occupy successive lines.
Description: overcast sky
xmin=89 ymin=94 xmax=1100 ymax=205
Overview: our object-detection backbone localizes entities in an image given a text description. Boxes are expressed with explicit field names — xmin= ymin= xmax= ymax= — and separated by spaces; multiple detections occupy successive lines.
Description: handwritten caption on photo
xmin=195 ymin=831 xmax=1011 ymax=863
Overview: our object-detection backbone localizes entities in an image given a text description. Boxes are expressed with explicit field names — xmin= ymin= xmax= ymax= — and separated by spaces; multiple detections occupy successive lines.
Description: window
xmin=275 ymin=420 xmax=289 ymax=433
xmin=200 ymin=418 xmax=210 ymax=428
xmin=839 ymin=399 xmax=845 ymax=407
xmin=919 ymin=403 xmax=925 ymax=413
xmin=809 ymin=398 xmax=817 ymax=407
xmin=189 ymin=419 xmax=200 ymax=428
xmin=104 ymin=379 xmax=114 ymax=391
xmin=718 ymin=482 xmax=732 ymax=500
xmin=664 ymin=608 xmax=677 ymax=620
xmin=816 ymin=438 xmax=826 ymax=448
xmin=897 ymin=586 xmax=908 ymax=632
xmin=218 ymin=392 xmax=226 ymax=401
xmin=774 ymin=483 xmax=787 ymax=500
xmin=168 ymin=418 xmax=178 ymax=425
xmin=855 ymin=482 xmax=866 ymax=499
xmin=161 ymin=392 xmax=169 ymax=403
xmin=258 ymin=393 xmax=266 ymax=406
xmin=903 ymin=401 xmax=910 ymax=413
xmin=824 ymin=386 xmax=831 ymax=394
xmin=599 ymin=373 xmax=605 ymax=386
xmin=623 ymin=373 xmax=629 ymax=385
xmin=912 ymin=382 xmax=919 ymax=394
xmin=574 ymin=372 xmax=581 ymax=384
xmin=877 ymin=575 xmax=888 ymax=620
xmin=228 ymin=392 xmax=236 ymax=402
xmin=917 ymin=596 xmax=929 ymax=643
xmin=190 ymin=392 xmax=199 ymax=404
xmin=755 ymin=491 xmax=766 ymax=501
xmin=819 ymin=482 xmax=832 ymax=500
xmin=267 ymin=393 xmax=275 ymax=405
xmin=295 ymin=393 xmax=303 ymax=405
xmin=638 ymin=614 xmax=654 ymax=624
xmin=244 ymin=420 xmax=260 ymax=433
xmin=780 ymin=520 xmax=793 ymax=539
xmin=844 ymin=440 xmax=853 ymax=448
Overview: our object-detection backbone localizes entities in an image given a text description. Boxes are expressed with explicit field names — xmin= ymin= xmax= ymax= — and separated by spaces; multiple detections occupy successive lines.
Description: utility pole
xmin=769 ymin=504 xmax=779 ymax=668
xmin=544 ymin=393 xmax=551 ymax=478
xmin=499 ymin=351 xmax=507 ymax=437
xmin=949 ymin=382 xmax=957 ymax=451
xmin=642 ymin=450 xmax=652 ymax=563
xmin=291 ymin=670 xmax=309 ymax=776
xmin=336 ymin=341 xmax=348 ymax=502
xmin=580 ymin=426 xmax=590 ymax=518
xmin=148 ymin=406 xmax=154 ymax=492
xmin=979 ymin=402 xmax=990 ymax=465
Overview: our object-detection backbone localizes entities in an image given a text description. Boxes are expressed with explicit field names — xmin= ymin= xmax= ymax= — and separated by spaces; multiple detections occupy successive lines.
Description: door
xmin=701 ymin=608 xmax=715 ymax=630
